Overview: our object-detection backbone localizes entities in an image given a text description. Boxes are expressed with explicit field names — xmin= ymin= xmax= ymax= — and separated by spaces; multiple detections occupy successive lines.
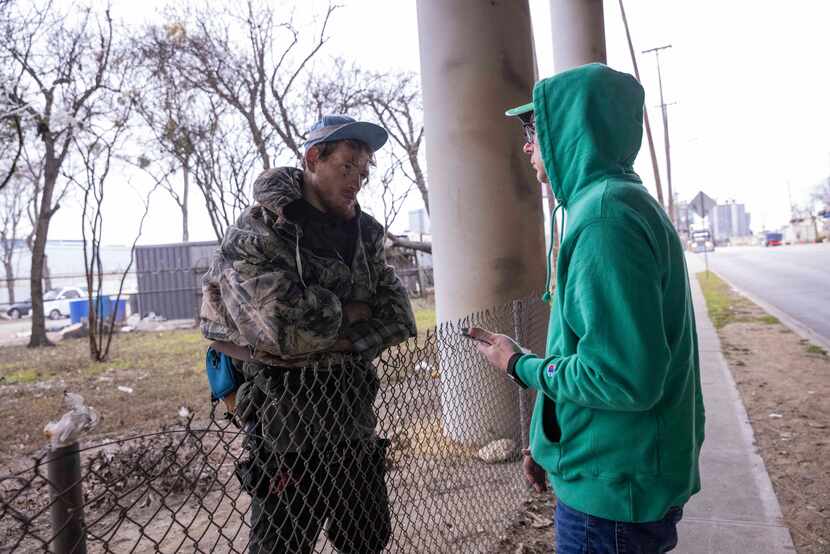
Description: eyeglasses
xmin=522 ymin=122 xmax=536 ymax=145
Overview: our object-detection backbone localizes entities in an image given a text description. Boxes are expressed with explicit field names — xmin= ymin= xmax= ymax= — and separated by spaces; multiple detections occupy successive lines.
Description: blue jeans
xmin=555 ymin=500 xmax=683 ymax=554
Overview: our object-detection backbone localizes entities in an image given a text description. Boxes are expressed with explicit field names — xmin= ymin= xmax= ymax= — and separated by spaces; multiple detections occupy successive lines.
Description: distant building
xmin=675 ymin=201 xmax=691 ymax=238
xmin=408 ymin=209 xmax=430 ymax=236
xmin=710 ymin=201 xmax=752 ymax=244
xmin=784 ymin=209 xmax=820 ymax=244
xmin=820 ymin=209 xmax=830 ymax=239
xmin=0 ymin=240 xmax=135 ymax=306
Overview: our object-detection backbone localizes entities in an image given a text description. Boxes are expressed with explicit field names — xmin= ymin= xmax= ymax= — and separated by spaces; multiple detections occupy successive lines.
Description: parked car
xmin=42 ymin=286 xmax=87 ymax=320
xmin=6 ymin=298 xmax=32 ymax=319
xmin=689 ymin=229 xmax=715 ymax=253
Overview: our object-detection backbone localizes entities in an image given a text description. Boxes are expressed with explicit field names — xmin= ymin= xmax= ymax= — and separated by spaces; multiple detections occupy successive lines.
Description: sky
xmin=43 ymin=0 xmax=830 ymax=245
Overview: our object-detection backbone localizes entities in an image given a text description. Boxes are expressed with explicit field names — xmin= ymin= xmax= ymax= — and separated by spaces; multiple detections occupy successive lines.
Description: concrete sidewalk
xmin=677 ymin=255 xmax=795 ymax=553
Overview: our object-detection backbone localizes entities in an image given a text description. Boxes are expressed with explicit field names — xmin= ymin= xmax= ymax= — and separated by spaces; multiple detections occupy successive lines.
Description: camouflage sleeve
xmin=346 ymin=228 xmax=417 ymax=359
xmin=202 ymin=216 xmax=343 ymax=358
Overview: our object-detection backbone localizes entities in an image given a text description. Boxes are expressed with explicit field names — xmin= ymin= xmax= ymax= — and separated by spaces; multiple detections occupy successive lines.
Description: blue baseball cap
xmin=303 ymin=115 xmax=388 ymax=153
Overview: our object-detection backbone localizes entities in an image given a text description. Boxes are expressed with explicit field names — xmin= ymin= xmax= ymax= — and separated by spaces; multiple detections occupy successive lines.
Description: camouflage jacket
xmin=200 ymin=166 xmax=417 ymax=364
xmin=200 ymin=167 xmax=416 ymax=452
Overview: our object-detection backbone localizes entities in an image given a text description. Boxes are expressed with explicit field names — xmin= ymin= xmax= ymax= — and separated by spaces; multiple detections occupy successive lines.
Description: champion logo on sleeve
xmin=546 ymin=363 xmax=557 ymax=376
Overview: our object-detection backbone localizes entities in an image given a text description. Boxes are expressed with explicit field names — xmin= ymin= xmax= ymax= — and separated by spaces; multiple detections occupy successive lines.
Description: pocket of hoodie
xmin=530 ymin=394 xmax=563 ymax=475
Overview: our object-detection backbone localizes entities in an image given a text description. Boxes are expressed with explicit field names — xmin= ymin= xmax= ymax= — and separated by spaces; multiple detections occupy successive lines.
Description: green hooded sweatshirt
xmin=514 ymin=64 xmax=705 ymax=523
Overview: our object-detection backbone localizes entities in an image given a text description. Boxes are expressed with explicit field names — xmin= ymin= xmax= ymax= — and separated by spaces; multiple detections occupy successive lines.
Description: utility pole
xmin=618 ymin=0 xmax=665 ymax=210
xmin=787 ymin=180 xmax=795 ymax=219
xmin=642 ymin=44 xmax=675 ymax=226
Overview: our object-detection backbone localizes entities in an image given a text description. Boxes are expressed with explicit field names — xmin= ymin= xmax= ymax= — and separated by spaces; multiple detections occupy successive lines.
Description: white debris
xmin=43 ymin=393 xmax=99 ymax=448
xmin=117 ymin=386 xmax=134 ymax=394
xmin=477 ymin=438 xmax=518 ymax=464
xmin=768 ymin=413 xmax=783 ymax=419
xmin=178 ymin=406 xmax=192 ymax=419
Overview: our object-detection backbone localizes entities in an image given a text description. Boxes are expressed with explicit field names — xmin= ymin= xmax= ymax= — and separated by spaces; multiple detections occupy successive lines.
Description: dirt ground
xmin=0 ymin=298 xmax=437 ymax=468
xmin=0 ymin=328 xmax=208 ymax=466
xmin=494 ymin=492 xmax=556 ymax=553
xmin=698 ymin=273 xmax=830 ymax=553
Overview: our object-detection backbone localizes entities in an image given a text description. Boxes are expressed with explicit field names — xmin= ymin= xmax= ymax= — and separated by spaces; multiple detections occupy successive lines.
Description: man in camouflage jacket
xmin=200 ymin=115 xmax=416 ymax=553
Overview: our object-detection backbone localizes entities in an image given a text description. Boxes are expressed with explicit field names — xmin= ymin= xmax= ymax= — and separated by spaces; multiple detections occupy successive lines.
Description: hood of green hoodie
xmin=532 ymin=64 xmax=645 ymax=207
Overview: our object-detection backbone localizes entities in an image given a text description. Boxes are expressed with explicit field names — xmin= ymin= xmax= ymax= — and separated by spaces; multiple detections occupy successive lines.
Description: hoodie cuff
xmin=514 ymin=354 xmax=545 ymax=390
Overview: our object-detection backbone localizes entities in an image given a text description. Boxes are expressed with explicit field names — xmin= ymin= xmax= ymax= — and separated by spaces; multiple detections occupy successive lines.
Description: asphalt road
xmin=691 ymin=243 xmax=830 ymax=346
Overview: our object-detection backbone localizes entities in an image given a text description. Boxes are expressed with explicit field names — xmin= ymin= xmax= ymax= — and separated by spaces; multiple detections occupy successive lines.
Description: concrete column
xmin=416 ymin=0 xmax=546 ymax=444
xmin=550 ymin=0 xmax=607 ymax=70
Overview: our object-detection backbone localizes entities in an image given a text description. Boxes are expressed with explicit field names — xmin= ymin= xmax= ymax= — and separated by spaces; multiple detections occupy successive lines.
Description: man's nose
xmin=522 ymin=142 xmax=533 ymax=155
xmin=347 ymin=175 xmax=361 ymax=191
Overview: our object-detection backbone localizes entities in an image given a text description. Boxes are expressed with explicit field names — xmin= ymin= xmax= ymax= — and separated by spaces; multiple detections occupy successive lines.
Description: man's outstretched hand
xmin=465 ymin=327 xmax=525 ymax=371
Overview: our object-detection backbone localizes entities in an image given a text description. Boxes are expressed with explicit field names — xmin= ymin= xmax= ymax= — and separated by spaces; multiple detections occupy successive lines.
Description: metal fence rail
xmin=0 ymin=295 xmax=548 ymax=553
xmin=1 ymin=267 xmax=435 ymax=321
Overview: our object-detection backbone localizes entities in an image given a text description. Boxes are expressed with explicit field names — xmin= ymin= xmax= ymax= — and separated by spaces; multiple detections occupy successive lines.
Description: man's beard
xmin=321 ymin=196 xmax=357 ymax=221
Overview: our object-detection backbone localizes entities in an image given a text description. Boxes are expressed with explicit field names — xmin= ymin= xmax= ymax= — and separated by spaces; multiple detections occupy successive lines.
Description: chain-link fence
xmin=1 ymin=295 xmax=549 ymax=553
xmin=1 ymin=266 xmax=434 ymax=324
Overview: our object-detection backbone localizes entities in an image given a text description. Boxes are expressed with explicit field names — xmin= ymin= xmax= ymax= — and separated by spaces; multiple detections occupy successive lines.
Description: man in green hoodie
xmin=469 ymin=64 xmax=705 ymax=553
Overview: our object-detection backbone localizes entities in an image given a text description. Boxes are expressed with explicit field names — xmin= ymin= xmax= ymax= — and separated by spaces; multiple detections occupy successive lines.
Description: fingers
xmin=465 ymin=326 xmax=494 ymax=342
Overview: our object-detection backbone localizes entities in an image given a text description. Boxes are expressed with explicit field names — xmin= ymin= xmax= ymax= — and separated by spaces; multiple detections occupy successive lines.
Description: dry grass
xmin=0 ymin=299 xmax=437 ymax=467
xmin=0 ymin=328 xmax=207 ymax=466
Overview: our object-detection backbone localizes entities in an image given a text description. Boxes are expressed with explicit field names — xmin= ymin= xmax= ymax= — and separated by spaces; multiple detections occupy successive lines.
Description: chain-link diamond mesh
xmin=0 ymin=294 xmax=550 ymax=553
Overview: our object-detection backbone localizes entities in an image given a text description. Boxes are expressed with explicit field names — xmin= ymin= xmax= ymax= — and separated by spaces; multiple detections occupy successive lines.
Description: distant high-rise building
xmin=675 ymin=201 xmax=691 ymax=235
xmin=710 ymin=201 xmax=752 ymax=243
xmin=408 ymin=209 xmax=430 ymax=236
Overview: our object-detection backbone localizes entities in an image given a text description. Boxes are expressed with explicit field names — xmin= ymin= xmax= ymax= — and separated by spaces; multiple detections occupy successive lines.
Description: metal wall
xmin=135 ymin=241 xmax=218 ymax=321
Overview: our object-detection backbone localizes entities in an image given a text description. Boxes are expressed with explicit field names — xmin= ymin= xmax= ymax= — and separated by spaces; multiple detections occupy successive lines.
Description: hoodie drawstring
xmin=541 ymin=202 xmax=564 ymax=304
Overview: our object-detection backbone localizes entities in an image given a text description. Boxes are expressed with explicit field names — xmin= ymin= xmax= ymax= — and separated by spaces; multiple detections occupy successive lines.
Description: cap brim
xmin=504 ymin=102 xmax=534 ymax=118
xmin=320 ymin=121 xmax=389 ymax=152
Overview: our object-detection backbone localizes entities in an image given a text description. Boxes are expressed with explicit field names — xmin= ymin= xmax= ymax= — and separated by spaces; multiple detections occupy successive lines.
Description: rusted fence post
xmin=47 ymin=443 xmax=87 ymax=553
xmin=512 ymin=299 xmax=531 ymax=450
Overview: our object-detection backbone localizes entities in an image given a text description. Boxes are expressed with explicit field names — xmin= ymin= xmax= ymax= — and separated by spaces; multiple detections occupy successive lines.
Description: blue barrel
xmin=69 ymin=299 xmax=89 ymax=324
xmin=109 ymin=298 xmax=128 ymax=322
xmin=69 ymin=296 xmax=128 ymax=324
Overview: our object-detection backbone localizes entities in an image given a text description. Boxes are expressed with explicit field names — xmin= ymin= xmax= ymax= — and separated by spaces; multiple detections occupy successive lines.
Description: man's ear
xmin=304 ymin=147 xmax=319 ymax=172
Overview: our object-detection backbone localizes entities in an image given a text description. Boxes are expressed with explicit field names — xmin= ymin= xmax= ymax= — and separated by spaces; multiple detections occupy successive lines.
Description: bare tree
xmin=2 ymin=1 xmax=118 ymax=346
xmin=67 ymin=87 xmax=153 ymax=362
xmin=0 ymin=175 xmax=31 ymax=304
xmin=0 ymin=104 xmax=24 ymax=193
xmin=157 ymin=0 xmax=337 ymax=170
xmin=362 ymin=71 xmax=428 ymax=215
xmin=360 ymin=157 xmax=415 ymax=236
xmin=813 ymin=176 xmax=830 ymax=208
xmin=131 ymin=24 xmax=206 ymax=242
xmin=190 ymin=99 xmax=259 ymax=240
xmin=18 ymin=140 xmax=61 ymax=293
xmin=0 ymin=18 xmax=26 ymax=193
xmin=134 ymin=0 xmax=338 ymax=239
